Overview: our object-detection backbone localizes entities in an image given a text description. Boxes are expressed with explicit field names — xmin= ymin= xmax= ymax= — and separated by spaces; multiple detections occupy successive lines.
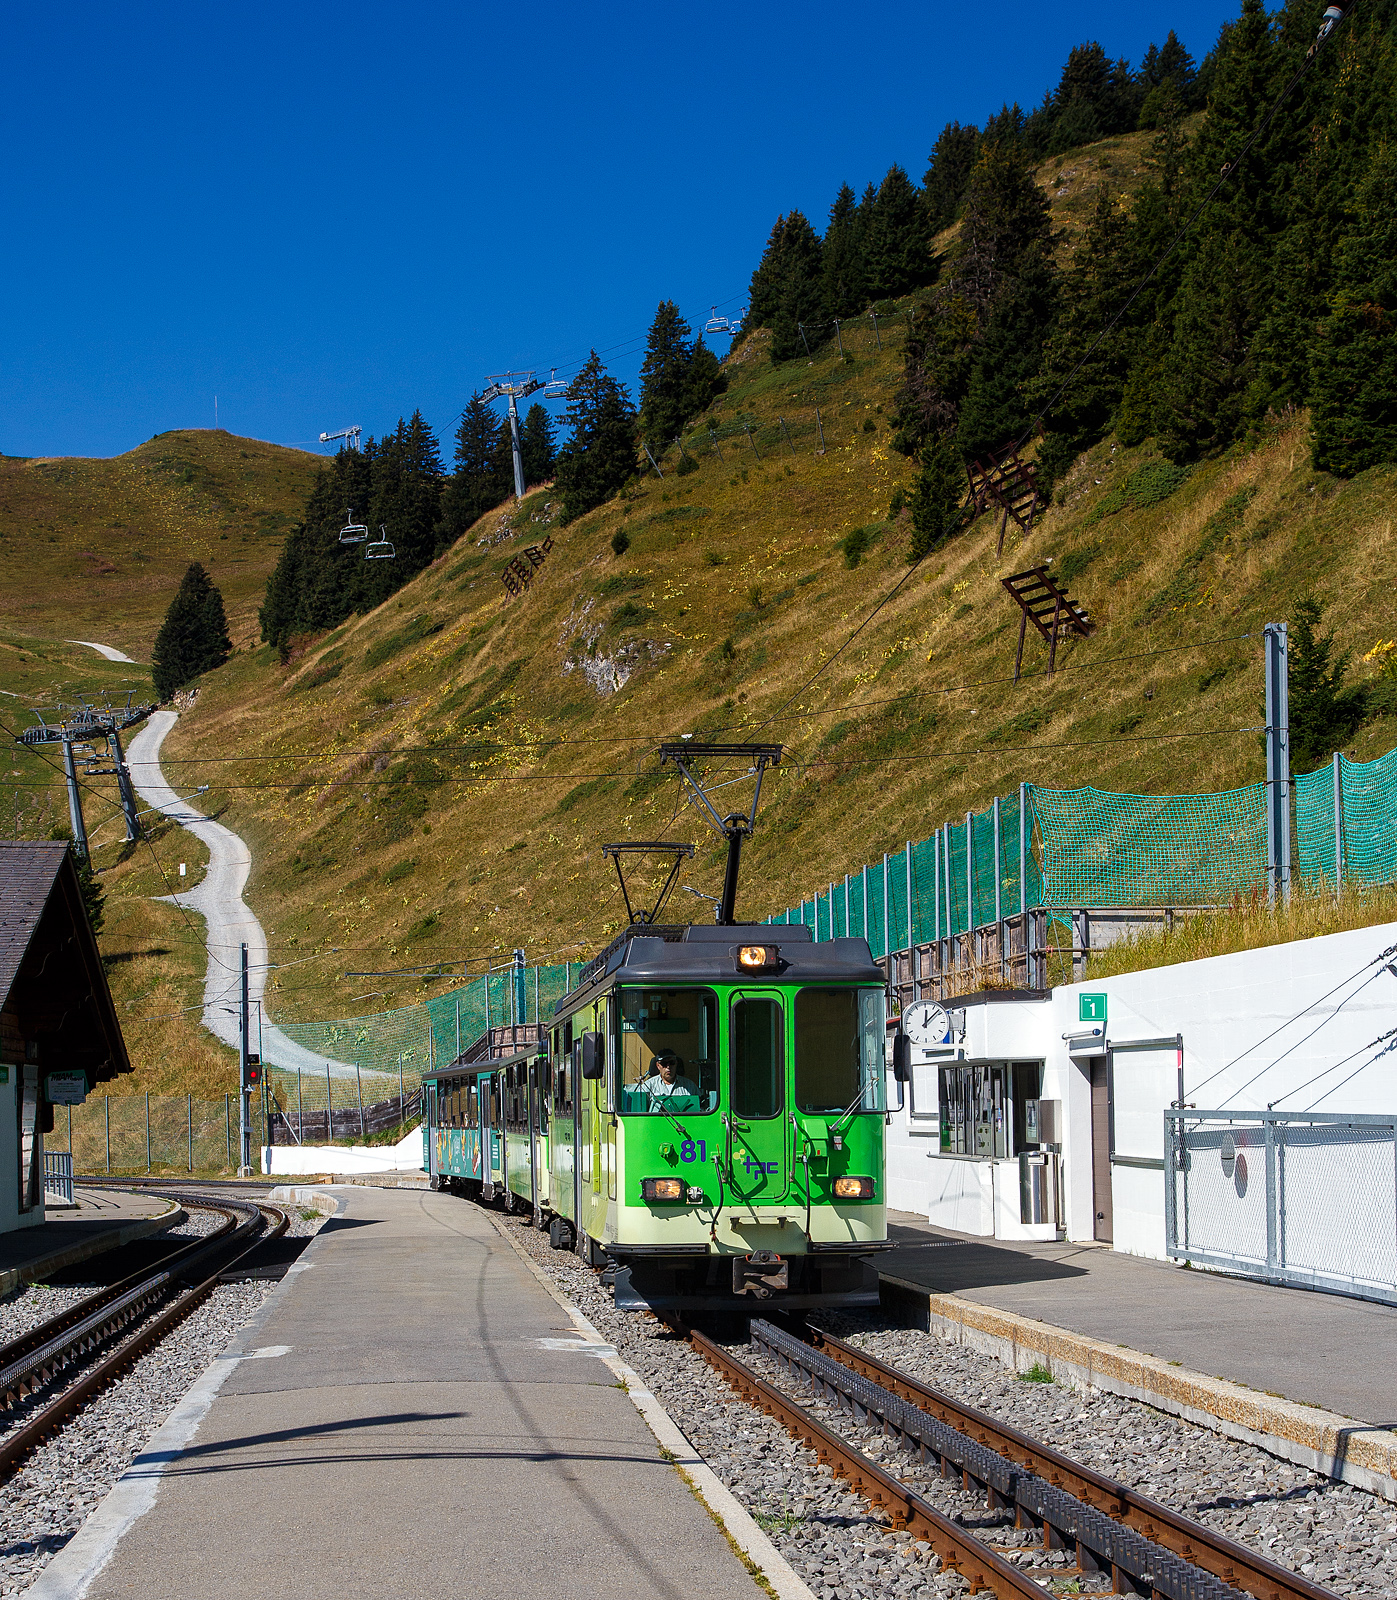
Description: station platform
xmin=0 ymin=1186 xmax=177 ymax=1296
xmin=879 ymin=1211 xmax=1397 ymax=1426
xmin=52 ymin=1186 xmax=774 ymax=1600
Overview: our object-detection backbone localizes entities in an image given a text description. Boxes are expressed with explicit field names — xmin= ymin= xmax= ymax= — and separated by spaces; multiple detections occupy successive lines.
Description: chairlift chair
xmin=365 ymin=526 xmax=395 ymax=560
xmin=339 ymin=507 xmax=369 ymax=544
xmin=704 ymin=306 xmax=731 ymax=337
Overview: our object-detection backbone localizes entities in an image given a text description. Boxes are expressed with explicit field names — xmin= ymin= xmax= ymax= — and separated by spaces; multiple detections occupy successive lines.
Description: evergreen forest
xmin=262 ymin=0 xmax=1396 ymax=647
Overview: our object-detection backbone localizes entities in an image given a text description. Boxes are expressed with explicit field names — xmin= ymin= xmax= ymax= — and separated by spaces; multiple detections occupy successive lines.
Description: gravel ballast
xmin=494 ymin=1207 xmax=1397 ymax=1600
xmin=0 ymin=1197 xmax=324 ymax=1597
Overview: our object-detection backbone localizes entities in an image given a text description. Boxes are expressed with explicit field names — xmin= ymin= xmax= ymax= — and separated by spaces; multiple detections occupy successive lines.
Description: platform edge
xmin=880 ymin=1274 xmax=1397 ymax=1503
xmin=484 ymin=1212 xmax=817 ymax=1600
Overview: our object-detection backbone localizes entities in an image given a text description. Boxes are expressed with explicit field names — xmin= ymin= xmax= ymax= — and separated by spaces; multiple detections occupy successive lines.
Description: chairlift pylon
xmin=339 ymin=506 xmax=369 ymax=545
xmin=365 ymin=525 xmax=395 ymax=561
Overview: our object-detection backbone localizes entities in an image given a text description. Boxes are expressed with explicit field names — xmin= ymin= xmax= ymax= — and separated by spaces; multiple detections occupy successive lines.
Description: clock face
xmin=904 ymin=1002 xmax=950 ymax=1047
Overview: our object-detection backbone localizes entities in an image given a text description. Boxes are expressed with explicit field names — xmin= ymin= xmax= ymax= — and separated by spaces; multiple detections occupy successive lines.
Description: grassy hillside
xmin=0 ymin=425 xmax=319 ymax=1097
xmin=0 ymin=430 xmax=321 ymax=658
xmin=159 ymin=277 xmax=1397 ymax=1024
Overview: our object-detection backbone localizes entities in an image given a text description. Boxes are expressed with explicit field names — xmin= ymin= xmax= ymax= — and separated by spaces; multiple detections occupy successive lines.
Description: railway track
xmin=0 ymin=1191 xmax=287 ymax=1483
xmin=680 ymin=1315 xmax=1340 ymax=1600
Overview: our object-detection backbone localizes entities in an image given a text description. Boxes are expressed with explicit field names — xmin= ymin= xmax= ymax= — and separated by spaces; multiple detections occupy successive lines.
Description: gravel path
xmin=0 ymin=1202 xmax=325 ymax=1596
xmin=494 ymin=1208 xmax=1397 ymax=1600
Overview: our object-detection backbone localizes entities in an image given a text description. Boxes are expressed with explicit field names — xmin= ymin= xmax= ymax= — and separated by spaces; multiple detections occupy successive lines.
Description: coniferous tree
xmin=554 ymin=351 xmax=638 ymax=523
xmin=639 ymin=301 xmax=698 ymax=446
xmin=1310 ymin=141 xmax=1397 ymax=475
xmin=956 ymin=244 xmax=1059 ymax=459
xmin=440 ymin=394 xmax=511 ymax=543
xmin=819 ymin=184 xmax=868 ymax=321
xmin=923 ymin=123 xmax=979 ymax=233
xmin=1289 ymin=595 xmax=1367 ymax=771
xmin=908 ymin=435 xmax=968 ymax=561
xmin=520 ymin=403 xmax=558 ymax=487
xmin=152 ymin=562 xmax=232 ymax=699
xmin=862 ymin=165 xmax=937 ymax=300
xmin=746 ymin=210 xmax=825 ymax=360
xmin=366 ymin=412 xmax=444 ymax=590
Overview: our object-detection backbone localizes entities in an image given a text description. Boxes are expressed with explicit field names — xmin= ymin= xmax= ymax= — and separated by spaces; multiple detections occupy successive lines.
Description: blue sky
xmin=3 ymin=1 xmax=1242 ymax=461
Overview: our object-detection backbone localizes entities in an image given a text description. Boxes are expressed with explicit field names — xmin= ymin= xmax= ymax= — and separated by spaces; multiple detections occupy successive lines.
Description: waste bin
xmin=1019 ymin=1149 xmax=1058 ymax=1226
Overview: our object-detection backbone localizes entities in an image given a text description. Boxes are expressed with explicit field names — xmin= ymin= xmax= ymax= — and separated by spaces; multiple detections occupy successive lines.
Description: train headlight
xmin=833 ymin=1176 xmax=875 ymax=1199
xmin=642 ymin=1177 xmax=685 ymax=1202
xmin=737 ymin=944 xmax=778 ymax=972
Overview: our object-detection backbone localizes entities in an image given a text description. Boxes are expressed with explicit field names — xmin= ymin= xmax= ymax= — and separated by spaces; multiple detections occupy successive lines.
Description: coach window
xmin=732 ymin=996 xmax=783 ymax=1119
xmin=794 ymin=988 xmax=886 ymax=1115
xmin=616 ymin=988 xmax=718 ymax=1113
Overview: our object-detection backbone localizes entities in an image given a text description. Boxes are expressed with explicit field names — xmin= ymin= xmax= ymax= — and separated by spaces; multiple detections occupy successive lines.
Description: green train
xmin=423 ymin=924 xmax=895 ymax=1312
xmin=421 ymin=741 xmax=899 ymax=1312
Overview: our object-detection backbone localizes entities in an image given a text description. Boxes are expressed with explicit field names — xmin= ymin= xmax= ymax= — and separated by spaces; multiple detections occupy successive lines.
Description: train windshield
xmin=616 ymin=988 xmax=719 ymax=1114
xmin=794 ymin=988 xmax=886 ymax=1115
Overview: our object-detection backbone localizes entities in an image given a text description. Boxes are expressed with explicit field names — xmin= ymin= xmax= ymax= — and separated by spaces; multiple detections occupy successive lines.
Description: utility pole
xmin=1263 ymin=622 xmax=1292 ymax=904
xmin=16 ymin=697 xmax=154 ymax=854
xmin=59 ymin=737 xmax=90 ymax=858
xmin=239 ymin=942 xmax=252 ymax=1175
xmin=480 ymin=371 xmax=570 ymax=501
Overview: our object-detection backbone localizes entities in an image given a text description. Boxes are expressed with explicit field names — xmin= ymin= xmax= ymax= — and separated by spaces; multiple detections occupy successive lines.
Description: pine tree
xmin=440 ymin=393 xmax=511 ymax=544
xmin=908 ymin=435 xmax=968 ymax=561
xmin=746 ymin=210 xmax=825 ymax=361
xmin=639 ymin=301 xmax=698 ymax=447
xmin=520 ymin=403 xmax=558 ymax=487
xmin=1029 ymin=187 xmax=1143 ymax=471
xmin=862 ymin=165 xmax=936 ymax=300
xmin=554 ymin=351 xmax=639 ymax=523
xmin=923 ymin=123 xmax=979 ymax=233
xmin=819 ymin=184 xmax=868 ymax=321
xmin=1289 ymin=594 xmax=1368 ymax=771
xmin=957 ymin=244 xmax=1058 ymax=460
xmin=1310 ymin=141 xmax=1397 ymax=475
xmin=368 ymin=411 xmax=444 ymax=580
xmin=152 ymin=562 xmax=232 ymax=699
xmin=49 ymin=828 xmax=104 ymax=933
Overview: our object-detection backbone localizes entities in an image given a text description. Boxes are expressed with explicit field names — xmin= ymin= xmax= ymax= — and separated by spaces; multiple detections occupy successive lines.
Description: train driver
xmin=639 ymin=1049 xmax=699 ymax=1107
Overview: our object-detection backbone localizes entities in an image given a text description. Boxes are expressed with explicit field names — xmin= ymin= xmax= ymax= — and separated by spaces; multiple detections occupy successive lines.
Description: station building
xmin=885 ymin=920 xmax=1397 ymax=1299
xmin=0 ymin=841 xmax=131 ymax=1233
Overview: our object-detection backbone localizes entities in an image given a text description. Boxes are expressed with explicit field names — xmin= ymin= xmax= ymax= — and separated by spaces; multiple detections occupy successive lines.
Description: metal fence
xmin=50 ymin=1094 xmax=267 ymax=1177
xmin=1165 ymin=1109 xmax=1397 ymax=1306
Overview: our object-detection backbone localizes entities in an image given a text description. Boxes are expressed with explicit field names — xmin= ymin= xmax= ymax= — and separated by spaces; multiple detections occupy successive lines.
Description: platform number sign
xmin=1079 ymin=993 xmax=1107 ymax=1023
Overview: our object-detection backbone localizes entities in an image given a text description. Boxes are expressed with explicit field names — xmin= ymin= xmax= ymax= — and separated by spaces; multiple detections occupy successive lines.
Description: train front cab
xmin=547 ymin=922 xmax=892 ymax=1312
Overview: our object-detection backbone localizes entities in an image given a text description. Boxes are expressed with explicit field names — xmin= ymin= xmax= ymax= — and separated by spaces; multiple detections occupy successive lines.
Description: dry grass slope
xmin=0 ymin=429 xmax=321 ymax=658
xmin=162 ymin=321 xmax=1397 ymax=1025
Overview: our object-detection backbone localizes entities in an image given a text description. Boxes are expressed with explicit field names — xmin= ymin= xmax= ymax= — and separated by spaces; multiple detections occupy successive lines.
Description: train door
xmin=489 ymin=1072 xmax=505 ymax=1191
xmin=426 ymin=1084 xmax=437 ymax=1181
xmin=727 ymin=992 xmax=788 ymax=1204
xmin=1090 ymin=1058 xmax=1113 ymax=1243
xmin=604 ymin=998 xmax=617 ymax=1203
xmin=478 ymin=1070 xmax=492 ymax=1197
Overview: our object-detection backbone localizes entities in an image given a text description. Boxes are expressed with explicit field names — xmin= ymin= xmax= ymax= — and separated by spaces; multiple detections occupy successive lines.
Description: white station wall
xmin=887 ymin=920 xmax=1397 ymax=1259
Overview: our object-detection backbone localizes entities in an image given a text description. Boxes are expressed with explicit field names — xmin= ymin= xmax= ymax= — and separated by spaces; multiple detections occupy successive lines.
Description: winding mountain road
xmin=125 ymin=710 xmax=357 ymax=1077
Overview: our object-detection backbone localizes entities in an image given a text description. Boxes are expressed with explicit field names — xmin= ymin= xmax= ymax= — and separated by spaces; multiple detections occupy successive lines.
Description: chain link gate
xmin=1165 ymin=1109 xmax=1397 ymax=1305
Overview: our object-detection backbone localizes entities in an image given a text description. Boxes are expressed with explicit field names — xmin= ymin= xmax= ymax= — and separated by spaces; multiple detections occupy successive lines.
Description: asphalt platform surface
xmin=881 ymin=1210 xmax=1397 ymax=1426
xmin=0 ymin=1186 xmax=172 ymax=1285
xmin=80 ymin=1186 xmax=767 ymax=1600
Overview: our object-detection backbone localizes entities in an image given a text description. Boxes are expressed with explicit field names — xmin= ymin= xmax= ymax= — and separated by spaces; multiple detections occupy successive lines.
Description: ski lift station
xmin=880 ymin=918 xmax=1397 ymax=1307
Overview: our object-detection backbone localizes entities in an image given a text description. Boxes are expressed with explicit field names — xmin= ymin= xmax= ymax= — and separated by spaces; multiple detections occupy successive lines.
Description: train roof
xmin=555 ymin=921 xmax=883 ymax=1017
xmin=420 ymin=1042 xmax=541 ymax=1084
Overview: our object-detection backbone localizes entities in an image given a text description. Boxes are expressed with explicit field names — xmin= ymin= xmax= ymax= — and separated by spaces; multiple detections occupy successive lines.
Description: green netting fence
xmin=764 ymin=777 xmax=1306 ymax=945
xmin=264 ymin=960 xmax=579 ymax=1134
xmin=1297 ymin=749 xmax=1397 ymax=889
xmin=766 ymin=792 xmax=1042 ymax=950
